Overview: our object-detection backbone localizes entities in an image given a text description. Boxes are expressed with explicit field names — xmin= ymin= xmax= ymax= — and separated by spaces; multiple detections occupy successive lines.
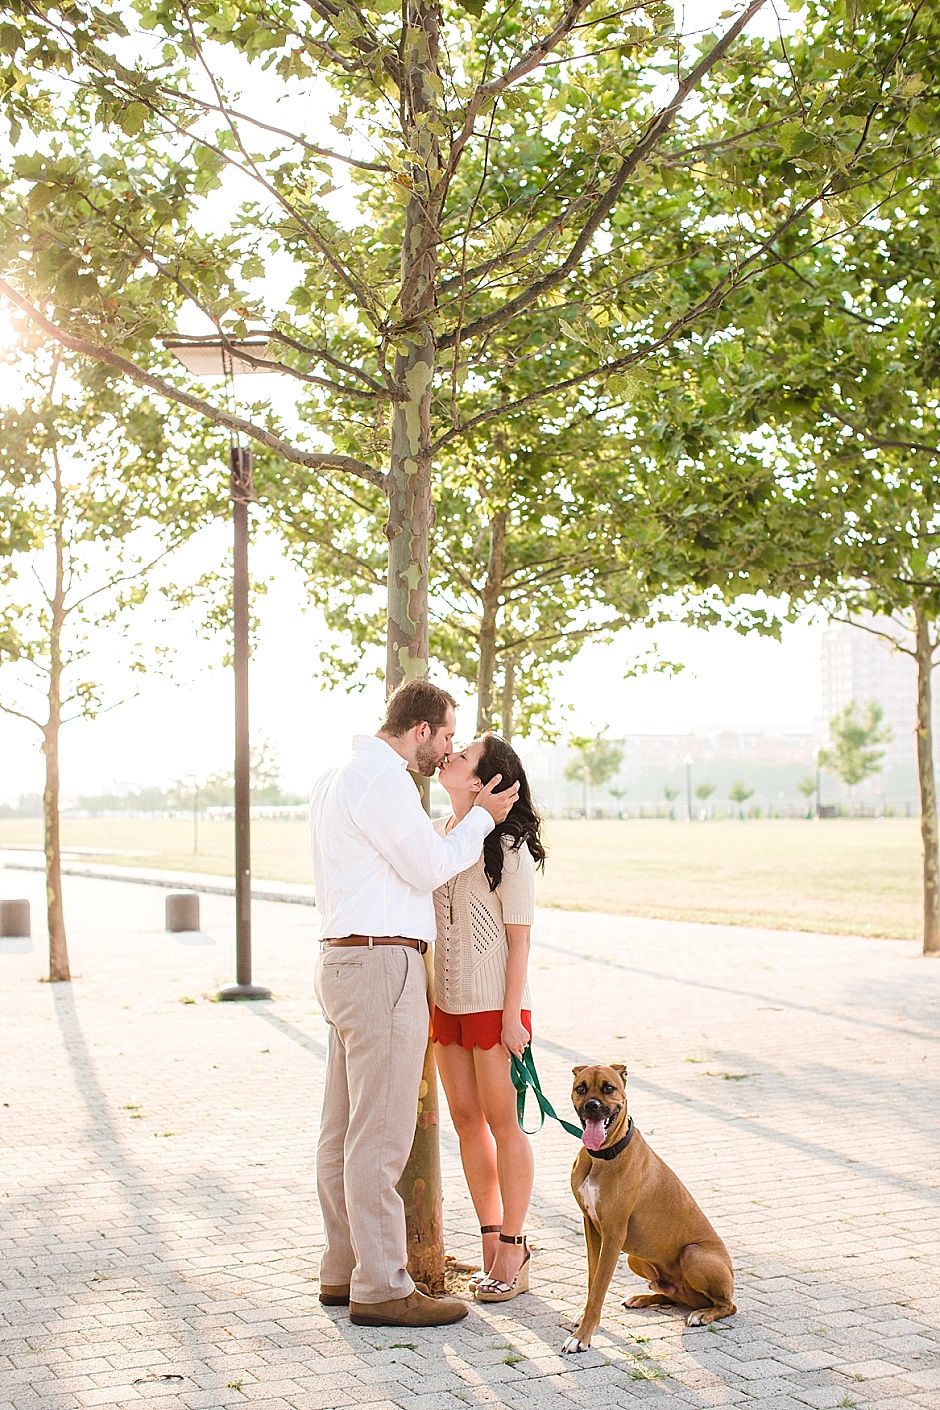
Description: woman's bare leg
xmin=473 ymin=1044 xmax=534 ymax=1286
xmin=434 ymin=1042 xmax=502 ymax=1270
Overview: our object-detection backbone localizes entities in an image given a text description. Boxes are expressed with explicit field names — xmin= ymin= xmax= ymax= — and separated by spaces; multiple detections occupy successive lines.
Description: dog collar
xmin=588 ymin=1116 xmax=635 ymax=1160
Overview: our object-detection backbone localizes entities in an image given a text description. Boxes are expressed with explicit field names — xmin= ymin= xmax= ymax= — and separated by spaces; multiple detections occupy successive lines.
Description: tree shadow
xmin=1 ymin=985 xmax=322 ymax=1402
xmin=0 ymin=936 xmax=33 ymax=954
xmin=536 ymin=935 xmax=940 ymax=1046
xmin=534 ymin=1033 xmax=940 ymax=1205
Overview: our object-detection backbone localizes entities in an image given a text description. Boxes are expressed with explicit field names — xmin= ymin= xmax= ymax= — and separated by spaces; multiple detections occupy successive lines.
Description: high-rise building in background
xmin=820 ymin=615 xmax=922 ymax=800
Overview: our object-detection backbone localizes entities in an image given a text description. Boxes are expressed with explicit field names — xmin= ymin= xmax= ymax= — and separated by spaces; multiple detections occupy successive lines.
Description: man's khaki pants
xmin=314 ymin=944 xmax=428 ymax=1304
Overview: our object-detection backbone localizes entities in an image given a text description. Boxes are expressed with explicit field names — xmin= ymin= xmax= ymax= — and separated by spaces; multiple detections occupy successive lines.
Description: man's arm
xmin=353 ymin=769 xmax=494 ymax=893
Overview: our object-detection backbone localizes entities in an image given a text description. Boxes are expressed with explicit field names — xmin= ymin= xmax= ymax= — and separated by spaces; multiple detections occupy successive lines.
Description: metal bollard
xmin=0 ymin=899 xmax=31 ymax=937
xmin=166 ymin=892 xmax=200 ymax=933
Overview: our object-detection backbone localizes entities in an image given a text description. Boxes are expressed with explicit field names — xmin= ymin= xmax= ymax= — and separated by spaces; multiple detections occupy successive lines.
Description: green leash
xmin=510 ymin=1045 xmax=583 ymax=1140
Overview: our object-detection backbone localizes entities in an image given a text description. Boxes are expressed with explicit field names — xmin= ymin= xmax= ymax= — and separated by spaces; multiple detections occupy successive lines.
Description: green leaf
xmin=117 ymin=103 xmax=148 ymax=137
xmin=0 ymin=24 xmax=22 ymax=55
xmin=27 ymin=183 xmax=57 ymax=213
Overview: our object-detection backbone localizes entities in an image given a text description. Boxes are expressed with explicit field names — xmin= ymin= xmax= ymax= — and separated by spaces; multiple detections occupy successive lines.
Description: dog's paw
xmin=561 ymin=1335 xmax=590 ymax=1354
xmin=685 ymin=1311 xmax=706 ymax=1327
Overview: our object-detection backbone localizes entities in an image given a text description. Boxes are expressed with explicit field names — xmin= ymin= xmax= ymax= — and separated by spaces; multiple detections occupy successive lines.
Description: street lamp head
xmin=164 ymin=334 xmax=277 ymax=377
xmin=683 ymin=753 xmax=693 ymax=767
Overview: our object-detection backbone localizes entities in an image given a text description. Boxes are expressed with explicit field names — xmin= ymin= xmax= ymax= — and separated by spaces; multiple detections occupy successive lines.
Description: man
xmin=309 ymin=679 xmax=519 ymax=1328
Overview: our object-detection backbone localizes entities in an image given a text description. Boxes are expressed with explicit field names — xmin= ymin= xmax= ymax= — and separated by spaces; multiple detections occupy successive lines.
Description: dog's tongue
xmin=582 ymin=1119 xmax=607 ymax=1151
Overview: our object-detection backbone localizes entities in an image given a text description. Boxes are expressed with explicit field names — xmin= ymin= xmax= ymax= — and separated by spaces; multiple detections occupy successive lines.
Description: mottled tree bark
xmin=388 ymin=0 xmax=447 ymax=1293
xmin=500 ymin=657 xmax=516 ymax=743
xmin=914 ymin=603 xmax=940 ymax=955
xmin=475 ymin=511 xmax=506 ymax=734
xmin=43 ymin=451 xmax=69 ymax=982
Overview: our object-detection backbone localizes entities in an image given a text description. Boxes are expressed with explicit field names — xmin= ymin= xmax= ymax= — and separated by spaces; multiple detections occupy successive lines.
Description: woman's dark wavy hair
xmin=474 ymin=733 xmax=546 ymax=892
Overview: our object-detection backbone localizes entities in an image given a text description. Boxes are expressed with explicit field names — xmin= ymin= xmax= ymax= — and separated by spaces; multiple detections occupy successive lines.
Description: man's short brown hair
xmin=381 ymin=679 xmax=457 ymax=737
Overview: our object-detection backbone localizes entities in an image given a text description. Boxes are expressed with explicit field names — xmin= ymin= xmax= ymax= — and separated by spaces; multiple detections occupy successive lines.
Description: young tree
xmin=172 ymin=740 xmax=304 ymax=809
xmin=608 ymin=785 xmax=628 ymax=817
xmin=727 ymin=780 xmax=753 ymax=818
xmin=820 ymin=701 xmax=893 ymax=792
xmin=694 ymin=781 xmax=716 ymax=817
xmin=566 ymin=730 xmax=624 ymax=817
xmin=797 ymin=775 xmax=816 ymax=819
xmin=0 ymin=346 xmax=220 ymax=980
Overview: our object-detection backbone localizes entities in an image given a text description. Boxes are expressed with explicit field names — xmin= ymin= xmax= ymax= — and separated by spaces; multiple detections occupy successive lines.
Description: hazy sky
xmin=1 ymin=515 xmax=825 ymax=801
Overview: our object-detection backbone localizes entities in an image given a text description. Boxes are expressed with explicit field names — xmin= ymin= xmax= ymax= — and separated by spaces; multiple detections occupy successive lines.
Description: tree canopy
xmin=3 ymin=0 xmax=935 ymax=699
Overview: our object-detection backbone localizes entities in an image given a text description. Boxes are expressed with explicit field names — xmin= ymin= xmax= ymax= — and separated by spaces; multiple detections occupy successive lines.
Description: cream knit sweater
xmin=432 ymin=816 xmax=535 ymax=1014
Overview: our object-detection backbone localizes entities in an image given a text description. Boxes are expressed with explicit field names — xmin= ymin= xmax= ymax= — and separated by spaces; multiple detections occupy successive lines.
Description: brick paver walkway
xmin=1 ymin=868 xmax=938 ymax=1410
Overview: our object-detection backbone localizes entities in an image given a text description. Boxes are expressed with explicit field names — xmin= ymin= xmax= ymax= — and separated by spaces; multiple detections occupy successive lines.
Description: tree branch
xmin=821 ymin=405 xmax=940 ymax=459
xmin=69 ymin=548 xmax=176 ymax=614
xmin=148 ymin=84 xmax=391 ymax=171
xmin=0 ymin=281 xmax=388 ymax=491
xmin=437 ymin=0 xmax=768 ymax=351
xmin=437 ymin=191 xmax=596 ymax=299
xmin=70 ymin=186 xmax=380 ymax=402
xmin=267 ymin=328 xmax=399 ymax=397
xmin=432 ymin=169 xmax=897 ymax=453
xmin=500 ymin=615 xmax=630 ymax=656
xmin=444 ymin=0 xmax=598 ymax=183
xmin=828 ymin=612 xmax=915 ymax=658
xmin=178 ymin=9 xmax=383 ymax=321
xmin=0 ymin=701 xmax=44 ymax=731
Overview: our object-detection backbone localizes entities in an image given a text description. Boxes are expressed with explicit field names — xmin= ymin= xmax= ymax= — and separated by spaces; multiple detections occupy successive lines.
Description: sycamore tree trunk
xmin=500 ymin=657 xmax=516 ymax=743
xmin=914 ymin=603 xmax=940 ymax=956
xmin=387 ymin=0 xmax=447 ymax=1294
xmin=476 ymin=511 xmax=506 ymax=734
xmin=43 ymin=454 xmax=69 ymax=982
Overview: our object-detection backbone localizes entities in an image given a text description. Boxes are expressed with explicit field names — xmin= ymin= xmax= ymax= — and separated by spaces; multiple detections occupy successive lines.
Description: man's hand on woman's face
xmin=473 ymin=773 xmax=520 ymax=822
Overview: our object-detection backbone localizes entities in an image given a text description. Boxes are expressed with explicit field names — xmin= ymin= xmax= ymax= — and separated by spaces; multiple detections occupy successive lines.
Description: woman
xmin=432 ymin=733 xmax=545 ymax=1302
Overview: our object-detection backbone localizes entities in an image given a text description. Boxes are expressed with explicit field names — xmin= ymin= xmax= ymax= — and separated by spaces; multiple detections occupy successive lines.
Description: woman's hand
xmin=501 ymin=1013 xmax=529 ymax=1057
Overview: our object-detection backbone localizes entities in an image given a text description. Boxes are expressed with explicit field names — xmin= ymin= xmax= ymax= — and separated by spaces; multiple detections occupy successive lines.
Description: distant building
xmin=820 ymin=616 xmax=923 ymax=801
xmin=521 ymin=730 xmax=819 ymax=815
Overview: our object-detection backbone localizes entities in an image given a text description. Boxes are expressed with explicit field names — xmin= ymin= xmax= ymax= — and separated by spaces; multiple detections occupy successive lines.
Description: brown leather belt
xmin=322 ymin=934 xmax=428 ymax=954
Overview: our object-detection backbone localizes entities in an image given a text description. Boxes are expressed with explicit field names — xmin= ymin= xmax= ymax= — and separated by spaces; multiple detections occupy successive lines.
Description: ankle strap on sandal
xmin=480 ymin=1225 xmax=502 ymax=1235
xmin=499 ymin=1233 xmax=526 ymax=1245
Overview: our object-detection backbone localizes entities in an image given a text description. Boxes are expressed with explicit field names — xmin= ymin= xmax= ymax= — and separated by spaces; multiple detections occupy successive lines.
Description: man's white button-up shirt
xmin=309 ymin=734 xmax=494 ymax=942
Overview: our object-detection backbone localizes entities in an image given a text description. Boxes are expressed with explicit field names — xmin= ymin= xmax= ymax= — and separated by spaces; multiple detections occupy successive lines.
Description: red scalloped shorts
xmin=431 ymin=1006 xmax=533 ymax=1051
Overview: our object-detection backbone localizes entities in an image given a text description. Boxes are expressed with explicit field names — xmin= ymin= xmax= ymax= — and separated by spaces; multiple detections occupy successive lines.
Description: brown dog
xmin=562 ymin=1063 xmax=735 ymax=1352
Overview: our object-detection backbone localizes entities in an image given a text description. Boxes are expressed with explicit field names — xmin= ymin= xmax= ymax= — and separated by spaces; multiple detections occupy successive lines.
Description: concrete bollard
xmin=166 ymin=892 xmax=200 ymax=933
xmin=0 ymin=899 xmax=31 ymax=937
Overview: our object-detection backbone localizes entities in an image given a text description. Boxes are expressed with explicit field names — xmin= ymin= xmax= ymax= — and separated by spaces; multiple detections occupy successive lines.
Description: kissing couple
xmin=309 ymin=677 xmax=545 ymax=1327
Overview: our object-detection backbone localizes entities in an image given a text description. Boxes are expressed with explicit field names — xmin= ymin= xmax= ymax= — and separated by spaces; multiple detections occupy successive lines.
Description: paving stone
xmin=1 ymin=874 xmax=938 ymax=1410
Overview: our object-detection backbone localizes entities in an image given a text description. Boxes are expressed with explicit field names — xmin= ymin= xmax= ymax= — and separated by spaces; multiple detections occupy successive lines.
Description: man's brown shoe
xmin=320 ymin=1281 xmax=428 ymax=1308
xmin=349 ymin=1289 xmax=468 ymax=1327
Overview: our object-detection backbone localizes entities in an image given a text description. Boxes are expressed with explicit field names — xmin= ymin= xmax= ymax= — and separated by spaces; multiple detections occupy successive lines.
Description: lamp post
xmin=815 ymin=746 xmax=822 ymax=819
xmin=683 ymin=753 xmax=694 ymax=822
xmin=166 ymin=335 xmax=276 ymax=1001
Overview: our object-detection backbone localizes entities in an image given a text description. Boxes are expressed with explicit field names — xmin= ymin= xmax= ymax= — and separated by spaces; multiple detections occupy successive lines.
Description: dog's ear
xmin=572 ymin=1064 xmax=589 ymax=1077
xmin=610 ymin=1063 xmax=628 ymax=1080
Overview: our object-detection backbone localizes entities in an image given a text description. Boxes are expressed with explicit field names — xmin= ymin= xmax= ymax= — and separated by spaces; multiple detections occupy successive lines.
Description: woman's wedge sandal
xmin=474 ymin=1234 xmax=530 ymax=1302
xmin=467 ymin=1225 xmax=501 ymax=1292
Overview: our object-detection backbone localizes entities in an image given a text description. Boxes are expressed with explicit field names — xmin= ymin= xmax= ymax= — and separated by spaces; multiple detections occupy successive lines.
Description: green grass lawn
xmin=0 ymin=815 xmax=922 ymax=940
